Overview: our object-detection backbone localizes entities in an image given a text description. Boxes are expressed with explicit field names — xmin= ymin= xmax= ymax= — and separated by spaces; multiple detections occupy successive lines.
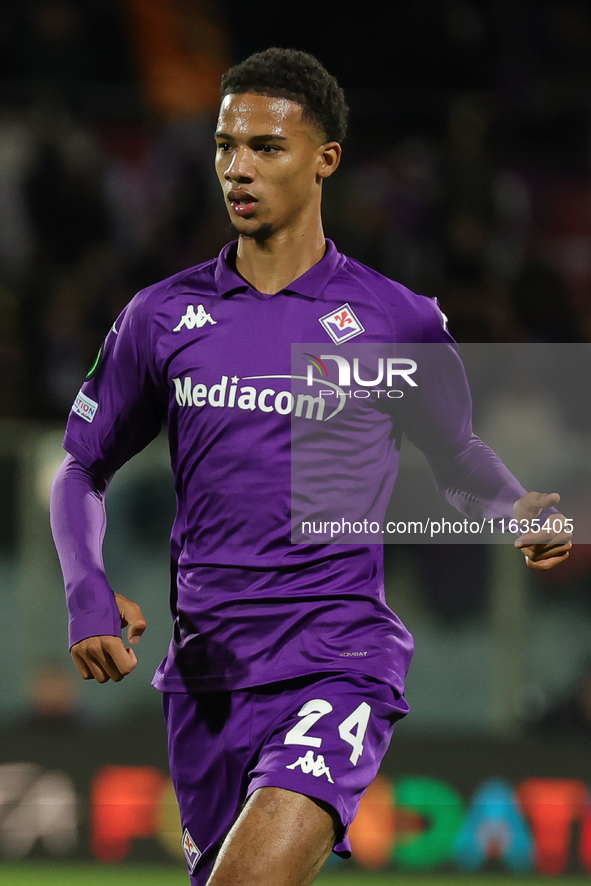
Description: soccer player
xmin=50 ymin=48 xmax=571 ymax=886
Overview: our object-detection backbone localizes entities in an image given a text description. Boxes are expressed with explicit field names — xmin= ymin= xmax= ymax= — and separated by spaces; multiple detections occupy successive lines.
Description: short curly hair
xmin=220 ymin=48 xmax=349 ymax=144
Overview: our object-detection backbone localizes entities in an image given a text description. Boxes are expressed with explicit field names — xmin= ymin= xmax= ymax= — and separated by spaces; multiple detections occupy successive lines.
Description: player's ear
xmin=317 ymin=142 xmax=341 ymax=179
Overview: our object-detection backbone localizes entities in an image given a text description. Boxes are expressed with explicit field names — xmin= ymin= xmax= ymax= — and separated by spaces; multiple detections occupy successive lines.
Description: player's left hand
xmin=513 ymin=491 xmax=572 ymax=570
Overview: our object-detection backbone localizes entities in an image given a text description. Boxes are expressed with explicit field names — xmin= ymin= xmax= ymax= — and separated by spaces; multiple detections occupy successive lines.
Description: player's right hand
xmin=70 ymin=594 xmax=147 ymax=683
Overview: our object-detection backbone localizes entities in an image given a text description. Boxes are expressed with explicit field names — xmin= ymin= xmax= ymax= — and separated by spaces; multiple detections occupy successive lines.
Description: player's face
xmin=215 ymin=93 xmax=339 ymax=240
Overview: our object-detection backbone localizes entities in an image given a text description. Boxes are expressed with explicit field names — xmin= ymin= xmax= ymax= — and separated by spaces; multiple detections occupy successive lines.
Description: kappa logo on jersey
xmin=319 ymin=303 xmax=365 ymax=345
xmin=72 ymin=391 xmax=98 ymax=423
xmin=181 ymin=828 xmax=201 ymax=872
xmin=286 ymin=750 xmax=334 ymax=783
xmin=173 ymin=304 xmax=217 ymax=332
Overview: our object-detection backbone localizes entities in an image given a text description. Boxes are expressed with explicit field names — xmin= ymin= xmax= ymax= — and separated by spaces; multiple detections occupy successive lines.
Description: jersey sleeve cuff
xmin=68 ymin=594 xmax=122 ymax=649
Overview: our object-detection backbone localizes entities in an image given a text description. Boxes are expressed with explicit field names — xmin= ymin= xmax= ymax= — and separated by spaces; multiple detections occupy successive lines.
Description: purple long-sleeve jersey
xmin=51 ymin=240 xmax=527 ymax=695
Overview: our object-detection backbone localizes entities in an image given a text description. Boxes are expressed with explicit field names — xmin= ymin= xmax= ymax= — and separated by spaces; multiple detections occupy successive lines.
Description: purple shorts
xmin=163 ymin=672 xmax=409 ymax=884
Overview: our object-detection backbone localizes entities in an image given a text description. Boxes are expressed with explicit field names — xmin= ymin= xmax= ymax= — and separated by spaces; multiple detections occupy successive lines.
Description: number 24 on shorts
xmin=283 ymin=698 xmax=371 ymax=766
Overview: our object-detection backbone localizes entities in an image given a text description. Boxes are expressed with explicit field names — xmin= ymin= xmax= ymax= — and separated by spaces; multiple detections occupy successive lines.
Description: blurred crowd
xmin=0 ymin=0 xmax=591 ymax=420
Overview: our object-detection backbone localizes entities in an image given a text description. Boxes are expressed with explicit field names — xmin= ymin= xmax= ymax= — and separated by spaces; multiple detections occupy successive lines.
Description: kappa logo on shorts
xmin=286 ymin=750 xmax=334 ymax=783
xmin=182 ymin=828 xmax=202 ymax=872
xmin=173 ymin=304 xmax=217 ymax=332
xmin=318 ymin=303 xmax=365 ymax=345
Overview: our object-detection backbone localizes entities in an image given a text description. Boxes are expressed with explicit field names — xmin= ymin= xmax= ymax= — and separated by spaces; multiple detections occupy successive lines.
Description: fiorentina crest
xmin=318 ymin=303 xmax=365 ymax=344
xmin=182 ymin=827 xmax=202 ymax=871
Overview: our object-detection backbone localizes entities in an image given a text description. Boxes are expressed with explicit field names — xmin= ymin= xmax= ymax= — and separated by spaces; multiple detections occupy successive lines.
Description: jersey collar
xmin=215 ymin=239 xmax=341 ymax=301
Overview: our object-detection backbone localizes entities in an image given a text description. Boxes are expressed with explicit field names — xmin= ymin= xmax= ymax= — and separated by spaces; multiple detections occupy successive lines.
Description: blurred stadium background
xmin=2 ymin=1 xmax=591 ymax=882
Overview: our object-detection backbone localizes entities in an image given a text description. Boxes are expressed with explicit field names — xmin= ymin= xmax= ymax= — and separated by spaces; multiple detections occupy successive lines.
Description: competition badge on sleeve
xmin=72 ymin=390 xmax=98 ymax=423
xmin=319 ymin=303 xmax=365 ymax=344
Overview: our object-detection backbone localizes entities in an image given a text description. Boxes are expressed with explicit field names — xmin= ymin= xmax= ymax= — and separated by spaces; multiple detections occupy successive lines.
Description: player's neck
xmin=235 ymin=218 xmax=326 ymax=295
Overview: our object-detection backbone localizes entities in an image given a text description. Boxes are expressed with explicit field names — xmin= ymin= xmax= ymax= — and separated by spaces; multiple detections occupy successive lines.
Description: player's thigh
xmin=247 ymin=672 xmax=408 ymax=854
xmin=206 ymin=785 xmax=337 ymax=886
